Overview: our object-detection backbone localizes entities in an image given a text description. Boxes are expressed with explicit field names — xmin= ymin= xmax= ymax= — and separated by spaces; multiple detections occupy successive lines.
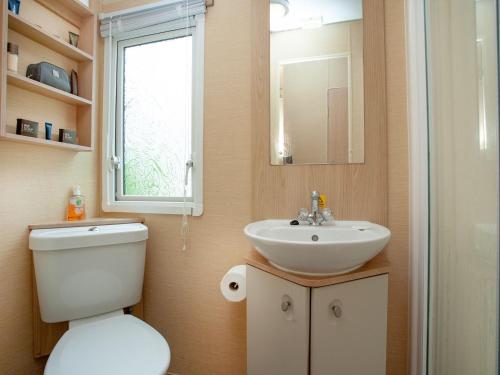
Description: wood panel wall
xmin=251 ymin=0 xmax=388 ymax=224
xmin=251 ymin=1 xmax=409 ymax=375
xmin=385 ymin=0 xmax=410 ymax=373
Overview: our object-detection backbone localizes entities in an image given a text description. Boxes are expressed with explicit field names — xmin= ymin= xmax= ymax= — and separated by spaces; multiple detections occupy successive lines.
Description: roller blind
xmin=100 ymin=0 xmax=206 ymax=38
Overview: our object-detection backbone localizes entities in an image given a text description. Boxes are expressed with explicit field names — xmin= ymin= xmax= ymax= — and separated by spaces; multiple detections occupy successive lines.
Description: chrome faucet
xmin=297 ymin=191 xmax=334 ymax=226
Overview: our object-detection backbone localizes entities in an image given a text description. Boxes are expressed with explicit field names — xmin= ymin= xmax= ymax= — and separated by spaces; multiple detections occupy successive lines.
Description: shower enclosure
xmin=414 ymin=0 xmax=500 ymax=374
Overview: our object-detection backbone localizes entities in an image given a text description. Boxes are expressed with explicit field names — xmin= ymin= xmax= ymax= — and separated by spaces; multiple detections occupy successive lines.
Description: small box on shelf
xmin=59 ymin=129 xmax=77 ymax=144
xmin=16 ymin=118 xmax=39 ymax=138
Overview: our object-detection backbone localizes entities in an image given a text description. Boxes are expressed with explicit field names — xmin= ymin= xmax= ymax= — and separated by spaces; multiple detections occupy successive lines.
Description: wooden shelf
xmin=7 ymin=72 xmax=92 ymax=106
xmin=8 ymin=12 xmax=93 ymax=62
xmin=1 ymin=0 xmax=96 ymax=152
xmin=0 ymin=133 xmax=92 ymax=151
xmin=36 ymin=0 xmax=94 ymax=17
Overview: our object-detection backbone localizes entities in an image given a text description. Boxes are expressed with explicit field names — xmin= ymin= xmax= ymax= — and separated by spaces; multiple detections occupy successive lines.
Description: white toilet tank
xmin=29 ymin=223 xmax=148 ymax=323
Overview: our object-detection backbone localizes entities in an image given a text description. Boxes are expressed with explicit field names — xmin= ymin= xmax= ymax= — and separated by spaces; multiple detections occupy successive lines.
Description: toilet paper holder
xmin=220 ymin=265 xmax=246 ymax=302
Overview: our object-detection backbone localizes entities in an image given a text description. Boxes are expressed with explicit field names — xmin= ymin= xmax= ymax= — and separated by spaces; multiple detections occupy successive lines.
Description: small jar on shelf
xmin=7 ymin=42 xmax=19 ymax=73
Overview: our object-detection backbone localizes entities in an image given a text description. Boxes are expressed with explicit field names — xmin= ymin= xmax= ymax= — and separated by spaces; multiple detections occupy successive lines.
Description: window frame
xmin=102 ymin=15 xmax=204 ymax=216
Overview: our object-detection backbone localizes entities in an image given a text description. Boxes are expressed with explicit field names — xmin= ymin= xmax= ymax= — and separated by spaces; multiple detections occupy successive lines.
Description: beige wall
xmin=99 ymin=1 xmax=252 ymax=374
xmin=0 ymin=0 xmax=100 ymax=373
xmin=0 ymin=146 xmax=98 ymax=375
xmin=0 ymin=1 xmax=410 ymax=374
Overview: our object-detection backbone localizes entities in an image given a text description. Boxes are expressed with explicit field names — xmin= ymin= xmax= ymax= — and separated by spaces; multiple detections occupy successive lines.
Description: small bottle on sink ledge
xmin=67 ymin=186 xmax=86 ymax=221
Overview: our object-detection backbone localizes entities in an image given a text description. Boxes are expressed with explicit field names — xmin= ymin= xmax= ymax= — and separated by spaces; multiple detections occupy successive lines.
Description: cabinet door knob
xmin=332 ymin=305 xmax=342 ymax=318
xmin=281 ymin=301 xmax=292 ymax=312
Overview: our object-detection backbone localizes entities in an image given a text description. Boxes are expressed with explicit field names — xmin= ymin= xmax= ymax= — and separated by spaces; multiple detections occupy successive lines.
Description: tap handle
xmin=297 ymin=208 xmax=309 ymax=221
xmin=321 ymin=208 xmax=334 ymax=223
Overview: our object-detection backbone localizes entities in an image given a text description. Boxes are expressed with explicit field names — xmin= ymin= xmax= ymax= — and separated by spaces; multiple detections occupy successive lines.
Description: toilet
xmin=29 ymin=223 xmax=170 ymax=375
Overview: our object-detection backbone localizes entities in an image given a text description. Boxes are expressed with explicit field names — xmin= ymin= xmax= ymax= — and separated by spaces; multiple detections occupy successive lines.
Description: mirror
xmin=269 ymin=0 xmax=364 ymax=165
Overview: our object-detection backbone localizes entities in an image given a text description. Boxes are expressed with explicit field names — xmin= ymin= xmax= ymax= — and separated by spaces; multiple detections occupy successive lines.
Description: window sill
xmin=102 ymin=200 xmax=203 ymax=216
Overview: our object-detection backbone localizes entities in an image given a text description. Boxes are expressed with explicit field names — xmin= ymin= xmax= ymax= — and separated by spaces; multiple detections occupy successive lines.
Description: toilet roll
xmin=220 ymin=265 xmax=246 ymax=302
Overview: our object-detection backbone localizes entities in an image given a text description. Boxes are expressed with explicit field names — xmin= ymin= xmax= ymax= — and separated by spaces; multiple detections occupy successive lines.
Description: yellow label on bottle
xmin=319 ymin=194 xmax=327 ymax=209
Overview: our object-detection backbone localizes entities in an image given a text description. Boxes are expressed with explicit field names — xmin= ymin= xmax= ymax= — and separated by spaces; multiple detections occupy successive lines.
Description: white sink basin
xmin=244 ymin=220 xmax=391 ymax=276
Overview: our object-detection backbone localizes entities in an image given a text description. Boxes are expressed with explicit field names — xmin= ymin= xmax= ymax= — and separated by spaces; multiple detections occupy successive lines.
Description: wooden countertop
xmin=246 ymin=250 xmax=390 ymax=288
xmin=28 ymin=217 xmax=145 ymax=230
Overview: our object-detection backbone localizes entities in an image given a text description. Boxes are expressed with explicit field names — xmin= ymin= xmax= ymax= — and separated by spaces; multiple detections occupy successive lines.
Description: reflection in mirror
xmin=270 ymin=0 xmax=364 ymax=165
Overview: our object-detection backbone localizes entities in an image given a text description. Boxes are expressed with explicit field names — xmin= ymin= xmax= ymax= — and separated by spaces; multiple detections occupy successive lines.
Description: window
xmin=101 ymin=4 xmax=204 ymax=215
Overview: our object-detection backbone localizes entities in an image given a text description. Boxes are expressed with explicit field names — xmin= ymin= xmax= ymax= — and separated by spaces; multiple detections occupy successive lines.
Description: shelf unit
xmin=0 ymin=0 xmax=97 ymax=151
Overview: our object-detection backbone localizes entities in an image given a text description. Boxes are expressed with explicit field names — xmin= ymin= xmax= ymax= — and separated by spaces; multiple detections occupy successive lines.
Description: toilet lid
xmin=45 ymin=315 xmax=170 ymax=375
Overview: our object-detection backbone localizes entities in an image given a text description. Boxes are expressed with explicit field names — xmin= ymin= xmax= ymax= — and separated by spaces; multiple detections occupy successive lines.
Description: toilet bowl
xmin=29 ymin=223 xmax=170 ymax=375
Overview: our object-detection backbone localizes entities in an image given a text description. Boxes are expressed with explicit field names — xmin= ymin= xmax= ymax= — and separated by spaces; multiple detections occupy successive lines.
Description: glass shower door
xmin=425 ymin=0 xmax=499 ymax=374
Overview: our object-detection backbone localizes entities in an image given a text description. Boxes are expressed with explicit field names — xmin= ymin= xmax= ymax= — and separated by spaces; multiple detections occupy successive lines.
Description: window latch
xmin=184 ymin=159 xmax=194 ymax=186
xmin=110 ymin=155 xmax=121 ymax=171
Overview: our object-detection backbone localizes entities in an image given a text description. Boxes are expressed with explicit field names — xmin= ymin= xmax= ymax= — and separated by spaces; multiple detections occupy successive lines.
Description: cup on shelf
xmin=8 ymin=0 xmax=20 ymax=15
xmin=69 ymin=32 xmax=79 ymax=48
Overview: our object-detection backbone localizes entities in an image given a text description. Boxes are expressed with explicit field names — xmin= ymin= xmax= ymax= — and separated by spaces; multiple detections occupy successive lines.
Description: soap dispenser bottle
xmin=67 ymin=185 xmax=86 ymax=221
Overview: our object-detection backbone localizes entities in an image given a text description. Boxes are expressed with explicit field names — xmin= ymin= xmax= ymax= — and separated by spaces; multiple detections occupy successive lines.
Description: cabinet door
xmin=247 ymin=266 xmax=310 ymax=375
xmin=310 ymin=274 xmax=388 ymax=375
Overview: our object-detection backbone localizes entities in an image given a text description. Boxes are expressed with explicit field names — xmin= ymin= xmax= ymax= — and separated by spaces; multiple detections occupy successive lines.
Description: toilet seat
xmin=44 ymin=314 xmax=170 ymax=375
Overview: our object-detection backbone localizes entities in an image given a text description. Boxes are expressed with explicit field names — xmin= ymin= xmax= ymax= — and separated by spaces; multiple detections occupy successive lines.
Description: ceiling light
xmin=270 ymin=0 xmax=289 ymax=19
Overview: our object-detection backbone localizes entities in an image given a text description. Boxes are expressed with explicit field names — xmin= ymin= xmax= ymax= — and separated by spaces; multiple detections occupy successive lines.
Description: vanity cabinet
xmin=247 ymin=266 xmax=388 ymax=375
